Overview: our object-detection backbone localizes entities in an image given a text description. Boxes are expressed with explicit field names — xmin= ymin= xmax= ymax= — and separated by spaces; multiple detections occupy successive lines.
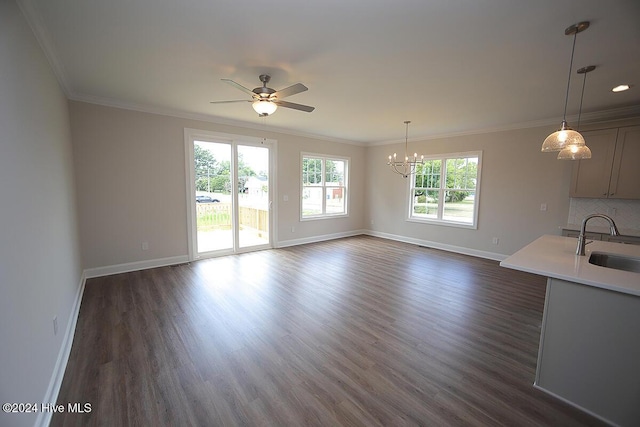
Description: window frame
xmin=407 ymin=150 xmax=482 ymax=229
xmin=300 ymin=153 xmax=349 ymax=220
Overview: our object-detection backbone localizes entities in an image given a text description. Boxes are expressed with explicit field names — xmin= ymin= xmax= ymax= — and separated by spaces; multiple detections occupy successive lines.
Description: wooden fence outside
xmin=196 ymin=203 xmax=268 ymax=233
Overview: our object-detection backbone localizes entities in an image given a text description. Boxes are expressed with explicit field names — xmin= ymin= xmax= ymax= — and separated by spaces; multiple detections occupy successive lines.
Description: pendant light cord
xmin=404 ymin=121 xmax=410 ymax=159
xmin=577 ymin=70 xmax=588 ymax=130
xmin=562 ymin=31 xmax=578 ymax=122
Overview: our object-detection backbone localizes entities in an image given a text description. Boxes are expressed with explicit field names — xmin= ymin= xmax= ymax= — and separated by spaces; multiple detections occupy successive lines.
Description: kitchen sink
xmin=588 ymin=252 xmax=640 ymax=274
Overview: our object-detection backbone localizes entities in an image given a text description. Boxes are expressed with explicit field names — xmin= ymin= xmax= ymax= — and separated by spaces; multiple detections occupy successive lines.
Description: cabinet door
xmin=609 ymin=125 xmax=640 ymax=199
xmin=569 ymin=128 xmax=618 ymax=198
xmin=536 ymin=279 xmax=640 ymax=426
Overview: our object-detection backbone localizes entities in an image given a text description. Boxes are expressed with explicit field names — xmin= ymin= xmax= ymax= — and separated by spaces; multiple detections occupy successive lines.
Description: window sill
xmin=301 ymin=213 xmax=349 ymax=221
xmin=407 ymin=217 xmax=477 ymax=230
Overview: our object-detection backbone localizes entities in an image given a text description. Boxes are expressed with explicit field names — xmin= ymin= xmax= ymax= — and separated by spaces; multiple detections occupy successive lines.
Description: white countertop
xmin=500 ymin=235 xmax=640 ymax=297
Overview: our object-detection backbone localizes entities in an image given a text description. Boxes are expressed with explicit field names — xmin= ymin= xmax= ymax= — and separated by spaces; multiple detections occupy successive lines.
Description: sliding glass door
xmin=237 ymin=144 xmax=270 ymax=249
xmin=186 ymin=129 xmax=273 ymax=259
xmin=194 ymin=140 xmax=233 ymax=253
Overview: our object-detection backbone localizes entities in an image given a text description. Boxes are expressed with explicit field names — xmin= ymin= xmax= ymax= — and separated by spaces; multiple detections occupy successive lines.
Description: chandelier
xmin=388 ymin=121 xmax=424 ymax=178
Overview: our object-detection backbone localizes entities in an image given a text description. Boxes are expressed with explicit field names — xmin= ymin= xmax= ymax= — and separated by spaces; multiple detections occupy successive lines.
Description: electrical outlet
xmin=492 ymin=237 xmax=499 ymax=245
xmin=540 ymin=203 xmax=547 ymax=211
xmin=53 ymin=316 xmax=58 ymax=336
xmin=142 ymin=241 xmax=149 ymax=251
xmin=283 ymin=195 xmax=289 ymax=202
xmin=291 ymin=226 xmax=295 ymax=233
xmin=371 ymin=220 xmax=374 ymax=225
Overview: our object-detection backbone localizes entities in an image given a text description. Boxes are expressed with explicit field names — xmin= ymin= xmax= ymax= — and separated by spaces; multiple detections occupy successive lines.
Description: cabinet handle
xmin=610 ymin=193 xmax=615 ymax=196
xmin=603 ymin=193 xmax=607 ymax=196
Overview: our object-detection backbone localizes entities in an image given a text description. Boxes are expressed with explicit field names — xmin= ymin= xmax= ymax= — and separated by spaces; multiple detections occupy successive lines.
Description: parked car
xmin=196 ymin=196 xmax=220 ymax=203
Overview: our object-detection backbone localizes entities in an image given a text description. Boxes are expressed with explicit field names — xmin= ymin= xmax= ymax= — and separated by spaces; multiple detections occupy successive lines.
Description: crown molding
xmin=69 ymin=93 xmax=366 ymax=146
xmin=71 ymin=92 xmax=640 ymax=148
xmin=369 ymin=105 xmax=640 ymax=146
xmin=17 ymin=0 xmax=72 ymax=97
xmin=569 ymin=105 xmax=640 ymax=127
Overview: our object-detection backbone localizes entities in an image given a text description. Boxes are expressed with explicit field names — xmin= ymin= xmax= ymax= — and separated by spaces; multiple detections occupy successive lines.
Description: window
xmin=409 ymin=151 xmax=481 ymax=228
xmin=301 ymin=154 xmax=348 ymax=219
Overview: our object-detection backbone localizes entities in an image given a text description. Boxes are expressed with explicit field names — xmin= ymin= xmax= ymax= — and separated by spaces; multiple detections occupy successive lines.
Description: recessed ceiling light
xmin=612 ymin=84 xmax=630 ymax=92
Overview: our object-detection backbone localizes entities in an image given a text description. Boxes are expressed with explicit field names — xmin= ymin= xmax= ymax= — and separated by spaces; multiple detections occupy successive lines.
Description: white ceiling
xmin=20 ymin=0 xmax=640 ymax=144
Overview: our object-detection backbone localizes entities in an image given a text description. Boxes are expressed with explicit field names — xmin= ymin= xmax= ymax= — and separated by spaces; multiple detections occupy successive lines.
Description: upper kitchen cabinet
xmin=570 ymin=125 xmax=640 ymax=199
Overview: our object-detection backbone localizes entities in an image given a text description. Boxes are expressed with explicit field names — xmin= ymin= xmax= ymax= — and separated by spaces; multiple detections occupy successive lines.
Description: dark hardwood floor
xmin=52 ymin=236 xmax=606 ymax=426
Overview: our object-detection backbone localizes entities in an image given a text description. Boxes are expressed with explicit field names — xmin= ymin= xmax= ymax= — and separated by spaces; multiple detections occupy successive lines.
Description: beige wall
xmin=366 ymin=126 xmax=575 ymax=257
xmin=365 ymin=117 xmax=640 ymax=258
xmin=72 ymin=100 xmax=640 ymax=269
xmin=0 ymin=2 xmax=82 ymax=426
xmin=70 ymin=101 xmax=366 ymax=269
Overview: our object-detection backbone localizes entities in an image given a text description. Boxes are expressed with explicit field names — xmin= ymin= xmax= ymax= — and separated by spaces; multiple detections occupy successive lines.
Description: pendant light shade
xmin=541 ymin=120 xmax=585 ymax=152
xmin=541 ymin=22 xmax=589 ymax=153
xmin=557 ymin=143 xmax=592 ymax=160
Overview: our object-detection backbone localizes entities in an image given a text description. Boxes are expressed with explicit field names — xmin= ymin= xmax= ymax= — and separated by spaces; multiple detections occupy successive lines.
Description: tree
xmin=194 ymin=145 xmax=259 ymax=194
xmin=237 ymin=153 xmax=257 ymax=193
xmin=325 ymin=159 xmax=344 ymax=183
xmin=210 ymin=160 xmax=231 ymax=193
xmin=302 ymin=157 xmax=322 ymax=184
xmin=414 ymin=157 xmax=477 ymax=203
xmin=302 ymin=157 xmax=344 ymax=185
xmin=444 ymin=158 xmax=477 ymax=202
xmin=194 ymin=144 xmax=218 ymax=192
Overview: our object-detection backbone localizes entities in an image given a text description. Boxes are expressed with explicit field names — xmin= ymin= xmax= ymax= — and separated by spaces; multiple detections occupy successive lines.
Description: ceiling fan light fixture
xmin=252 ymin=100 xmax=277 ymax=116
xmin=214 ymin=75 xmax=314 ymax=115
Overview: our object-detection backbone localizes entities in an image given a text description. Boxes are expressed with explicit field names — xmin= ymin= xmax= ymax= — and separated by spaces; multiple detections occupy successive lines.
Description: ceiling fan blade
xmin=221 ymin=79 xmax=255 ymax=96
xmin=273 ymin=83 xmax=308 ymax=99
xmin=274 ymin=100 xmax=315 ymax=112
xmin=210 ymin=100 xmax=251 ymax=104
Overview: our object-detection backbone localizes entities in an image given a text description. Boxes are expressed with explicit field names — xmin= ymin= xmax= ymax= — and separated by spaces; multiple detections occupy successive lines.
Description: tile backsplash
xmin=568 ymin=198 xmax=640 ymax=230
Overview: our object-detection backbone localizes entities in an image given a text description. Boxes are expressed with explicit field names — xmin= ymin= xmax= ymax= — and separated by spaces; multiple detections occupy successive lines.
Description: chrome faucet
xmin=576 ymin=214 xmax=620 ymax=256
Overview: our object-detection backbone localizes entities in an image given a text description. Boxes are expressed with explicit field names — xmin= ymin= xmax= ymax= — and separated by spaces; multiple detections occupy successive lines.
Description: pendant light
xmin=558 ymin=66 xmax=594 ymax=160
xmin=387 ymin=121 xmax=424 ymax=178
xmin=541 ymin=22 xmax=589 ymax=152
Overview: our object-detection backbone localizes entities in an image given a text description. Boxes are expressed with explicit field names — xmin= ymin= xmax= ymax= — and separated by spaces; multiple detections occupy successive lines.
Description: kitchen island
xmin=501 ymin=235 xmax=640 ymax=427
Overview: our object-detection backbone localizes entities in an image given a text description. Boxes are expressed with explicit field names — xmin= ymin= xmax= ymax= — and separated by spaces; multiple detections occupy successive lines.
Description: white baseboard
xmin=84 ymin=230 xmax=503 ymax=278
xmin=84 ymin=255 xmax=190 ymax=279
xmin=364 ymin=230 xmax=507 ymax=262
xmin=275 ymin=229 xmax=367 ymax=248
xmin=276 ymin=229 xmax=507 ymax=262
xmin=35 ymin=271 xmax=86 ymax=427
xmin=532 ymin=384 xmax=616 ymax=427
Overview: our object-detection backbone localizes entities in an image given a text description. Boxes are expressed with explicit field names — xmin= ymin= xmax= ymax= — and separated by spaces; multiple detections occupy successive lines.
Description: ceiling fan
xmin=210 ymin=74 xmax=315 ymax=117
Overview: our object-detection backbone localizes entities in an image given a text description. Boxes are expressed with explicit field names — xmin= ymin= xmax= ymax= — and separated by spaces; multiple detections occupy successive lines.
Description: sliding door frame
xmin=184 ymin=128 xmax=277 ymax=261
